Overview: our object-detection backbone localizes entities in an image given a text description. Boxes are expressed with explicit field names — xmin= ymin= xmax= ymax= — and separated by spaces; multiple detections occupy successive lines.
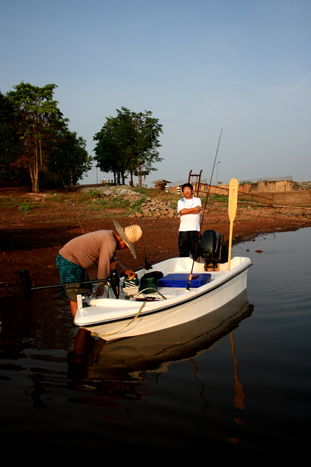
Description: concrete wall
xmin=165 ymin=181 xmax=311 ymax=207
xmin=240 ymin=180 xmax=293 ymax=193
xmin=261 ymin=190 xmax=311 ymax=207
xmin=222 ymin=187 xmax=311 ymax=207
xmin=197 ymin=183 xmax=311 ymax=207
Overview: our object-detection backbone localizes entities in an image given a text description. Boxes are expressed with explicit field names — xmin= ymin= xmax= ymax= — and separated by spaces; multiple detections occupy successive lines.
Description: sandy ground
xmin=1 ymin=188 xmax=310 ymax=298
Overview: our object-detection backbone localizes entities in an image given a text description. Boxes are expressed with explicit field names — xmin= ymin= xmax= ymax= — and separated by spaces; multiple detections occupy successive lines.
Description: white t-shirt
xmin=177 ymin=196 xmax=201 ymax=231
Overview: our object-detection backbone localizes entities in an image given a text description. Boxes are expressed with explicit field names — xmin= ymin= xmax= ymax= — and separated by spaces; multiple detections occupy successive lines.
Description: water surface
xmin=0 ymin=228 xmax=310 ymax=462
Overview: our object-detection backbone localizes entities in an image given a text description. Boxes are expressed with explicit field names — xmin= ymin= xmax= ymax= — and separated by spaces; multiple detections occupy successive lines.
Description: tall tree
xmin=94 ymin=107 xmax=163 ymax=187
xmin=48 ymin=129 xmax=93 ymax=186
xmin=7 ymin=82 xmax=66 ymax=192
xmin=0 ymin=92 xmax=22 ymax=183
xmin=93 ymin=119 xmax=124 ymax=184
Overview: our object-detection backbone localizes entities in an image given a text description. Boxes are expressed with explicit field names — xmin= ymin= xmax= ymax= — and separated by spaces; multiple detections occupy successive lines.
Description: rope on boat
xmin=134 ymin=287 xmax=167 ymax=301
xmin=91 ymin=301 xmax=146 ymax=339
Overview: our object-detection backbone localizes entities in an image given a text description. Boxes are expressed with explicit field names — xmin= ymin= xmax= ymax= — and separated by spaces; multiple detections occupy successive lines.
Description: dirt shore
xmin=1 ymin=189 xmax=310 ymax=298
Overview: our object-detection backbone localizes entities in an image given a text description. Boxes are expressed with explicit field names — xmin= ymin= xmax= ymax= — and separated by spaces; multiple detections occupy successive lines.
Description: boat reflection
xmin=71 ymin=290 xmax=254 ymax=382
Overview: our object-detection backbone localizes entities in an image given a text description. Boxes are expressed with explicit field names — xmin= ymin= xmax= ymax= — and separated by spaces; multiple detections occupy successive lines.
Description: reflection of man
xmin=56 ymin=220 xmax=142 ymax=317
xmin=177 ymin=183 xmax=201 ymax=259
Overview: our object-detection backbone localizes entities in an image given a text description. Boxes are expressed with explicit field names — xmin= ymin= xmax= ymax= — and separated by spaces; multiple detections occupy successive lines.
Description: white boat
xmin=74 ymin=232 xmax=252 ymax=341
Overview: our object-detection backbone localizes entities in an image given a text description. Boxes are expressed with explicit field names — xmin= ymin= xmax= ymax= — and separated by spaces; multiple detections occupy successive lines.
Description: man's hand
xmin=95 ymin=283 xmax=104 ymax=296
xmin=124 ymin=269 xmax=135 ymax=278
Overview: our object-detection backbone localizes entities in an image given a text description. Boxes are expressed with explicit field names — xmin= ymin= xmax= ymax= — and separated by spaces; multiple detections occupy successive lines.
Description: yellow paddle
xmin=227 ymin=178 xmax=239 ymax=270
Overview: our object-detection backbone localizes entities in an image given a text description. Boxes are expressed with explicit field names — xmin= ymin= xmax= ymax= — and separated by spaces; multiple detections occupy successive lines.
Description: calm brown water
xmin=1 ymin=228 xmax=310 ymax=463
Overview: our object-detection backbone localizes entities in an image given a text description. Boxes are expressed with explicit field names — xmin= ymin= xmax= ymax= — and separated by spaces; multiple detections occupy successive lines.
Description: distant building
xmin=151 ymin=179 xmax=171 ymax=190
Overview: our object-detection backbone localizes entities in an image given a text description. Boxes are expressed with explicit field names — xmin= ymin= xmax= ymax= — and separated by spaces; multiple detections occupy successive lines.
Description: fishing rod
xmin=55 ymin=162 xmax=84 ymax=233
xmin=14 ymin=268 xmax=117 ymax=301
xmin=141 ymin=216 xmax=153 ymax=270
xmin=186 ymin=128 xmax=223 ymax=291
xmin=138 ymin=187 xmax=153 ymax=270
xmin=200 ymin=127 xmax=223 ymax=230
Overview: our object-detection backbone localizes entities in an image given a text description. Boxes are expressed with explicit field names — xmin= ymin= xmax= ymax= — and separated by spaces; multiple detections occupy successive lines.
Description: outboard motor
xmin=199 ymin=230 xmax=228 ymax=270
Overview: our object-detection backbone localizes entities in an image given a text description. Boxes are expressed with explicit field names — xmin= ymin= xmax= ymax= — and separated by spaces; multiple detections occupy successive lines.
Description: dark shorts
xmin=56 ymin=254 xmax=88 ymax=301
xmin=56 ymin=253 xmax=86 ymax=284
xmin=178 ymin=231 xmax=200 ymax=259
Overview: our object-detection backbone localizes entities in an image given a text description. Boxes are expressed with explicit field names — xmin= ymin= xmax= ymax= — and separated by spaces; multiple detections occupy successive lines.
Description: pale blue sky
xmin=1 ymin=0 xmax=310 ymax=186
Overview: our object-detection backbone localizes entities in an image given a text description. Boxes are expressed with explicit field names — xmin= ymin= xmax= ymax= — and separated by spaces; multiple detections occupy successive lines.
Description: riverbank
xmin=1 ymin=189 xmax=310 ymax=298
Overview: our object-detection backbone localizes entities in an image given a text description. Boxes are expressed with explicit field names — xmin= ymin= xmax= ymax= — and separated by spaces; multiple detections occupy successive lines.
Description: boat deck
xmin=112 ymin=268 xmax=227 ymax=305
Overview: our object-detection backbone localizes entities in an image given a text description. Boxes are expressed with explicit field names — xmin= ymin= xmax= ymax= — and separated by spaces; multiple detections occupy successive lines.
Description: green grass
xmin=0 ymin=187 xmax=238 ymax=223
xmin=17 ymin=203 xmax=32 ymax=212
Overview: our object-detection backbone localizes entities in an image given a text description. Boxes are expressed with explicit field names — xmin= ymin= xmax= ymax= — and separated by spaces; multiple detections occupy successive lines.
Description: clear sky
xmin=1 ymin=0 xmax=310 ymax=186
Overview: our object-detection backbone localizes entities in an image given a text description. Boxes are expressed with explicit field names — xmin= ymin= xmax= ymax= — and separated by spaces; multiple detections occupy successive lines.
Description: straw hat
xmin=113 ymin=220 xmax=142 ymax=259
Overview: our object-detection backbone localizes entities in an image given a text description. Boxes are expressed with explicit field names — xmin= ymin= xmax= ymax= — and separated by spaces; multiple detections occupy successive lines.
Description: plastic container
xmin=158 ymin=273 xmax=211 ymax=288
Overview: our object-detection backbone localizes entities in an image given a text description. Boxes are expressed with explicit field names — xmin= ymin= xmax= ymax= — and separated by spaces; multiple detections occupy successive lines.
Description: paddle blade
xmin=227 ymin=178 xmax=239 ymax=271
xmin=228 ymin=178 xmax=239 ymax=222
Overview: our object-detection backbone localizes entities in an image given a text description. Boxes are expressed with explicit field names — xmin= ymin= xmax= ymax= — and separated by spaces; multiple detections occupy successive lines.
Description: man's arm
xmin=179 ymin=205 xmax=201 ymax=216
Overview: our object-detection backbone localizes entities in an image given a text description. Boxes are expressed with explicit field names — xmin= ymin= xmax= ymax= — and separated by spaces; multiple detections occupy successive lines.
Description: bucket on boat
xmin=140 ymin=270 xmax=163 ymax=291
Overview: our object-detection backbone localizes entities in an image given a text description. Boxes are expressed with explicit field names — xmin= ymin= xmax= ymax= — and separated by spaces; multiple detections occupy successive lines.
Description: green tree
xmin=48 ymin=129 xmax=93 ymax=186
xmin=7 ymin=82 xmax=67 ymax=192
xmin=93 ymin=118 xmax=123 ymax=184
xmin=0 ymin=91 xmax=23 ymax=184
xmin=94 ymin=107 xmax=163 ymax=187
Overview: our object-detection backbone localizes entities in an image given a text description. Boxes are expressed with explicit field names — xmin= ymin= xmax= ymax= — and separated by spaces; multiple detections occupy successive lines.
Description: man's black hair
xmin=181 ymin=183 xmax=193 ymax=192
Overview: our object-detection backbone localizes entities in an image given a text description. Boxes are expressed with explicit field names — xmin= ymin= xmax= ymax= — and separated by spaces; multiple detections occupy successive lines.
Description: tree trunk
xmin=29 ymin=137 xmax=40 ymax=193
xmin=138 ymin=165 xmax=142 ymax=188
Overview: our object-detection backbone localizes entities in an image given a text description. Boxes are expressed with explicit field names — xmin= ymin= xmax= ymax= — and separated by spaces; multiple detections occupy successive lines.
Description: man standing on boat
xmin=177 ymin=183 xmax=201 ymax=259
xmin=56 ymin=220 xmax=142 ymax=317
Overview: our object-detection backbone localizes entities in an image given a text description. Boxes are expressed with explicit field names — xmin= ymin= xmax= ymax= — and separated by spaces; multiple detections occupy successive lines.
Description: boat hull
xmin=74 ymin=256 xmax=252 ymax=341
xmin=82 ymin=290 xmax=254 ymax=381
